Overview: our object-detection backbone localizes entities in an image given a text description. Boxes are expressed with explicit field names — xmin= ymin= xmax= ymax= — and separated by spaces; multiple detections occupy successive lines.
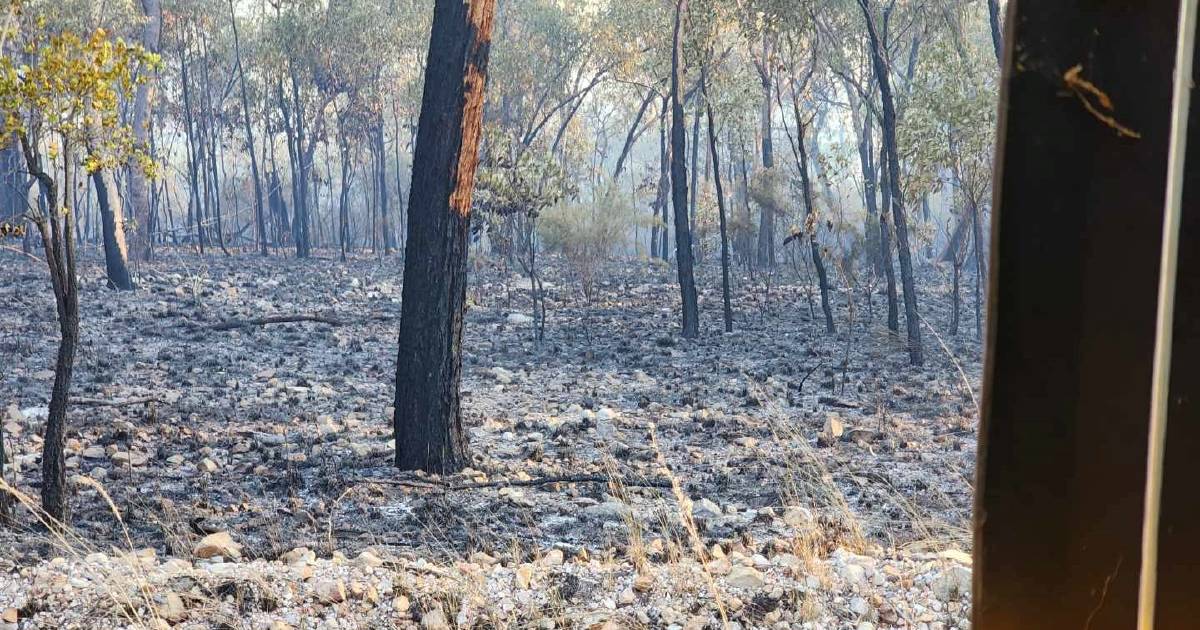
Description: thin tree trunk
xmin=375 ymin=122 xmax=395 ymax=253
xmin=877 ymin=125 xmax=899 ymax=333
xmin=180 ymin=48 xmax=205 ymax=253
xmin=613 ymin=87 xmax=656 ymax=182
xmin=703 ymin=71 xmax=733 ymax=333
xmin=128 ymin=0 xmax=161 ymax=261
xmin=972 ymin=199 xmax=985 ymax=339
xmin=652 ymin=94 xmax=669 ymax=261
xmin=688 ymin=99 xmax=701 ymax=228
xmin=863 ymin=0 xmax=923 ymax=364
xmin=394 ymin=0 xmax=496 ymax=473
xmin=988 ymin=0 xmax=1003 ymax=67
xmin=229 ymin=0 xmax=267 ymax=256
xmin=669 ymin=0 xmax=699 ymax=338
xmin=21 ymin=134 xmax=79 ymax=524
xmin=756 ymin=46 xmax=776 ymax=268
xmin=792 ymin=114 xmax=835 ymax=334
xmin=290 ymin=71 xmax=312 ymax=258
xmin=738 ymin=139 xmax=753 ymax=269
xmin=338 ymin=124 xmax=353 ymax=262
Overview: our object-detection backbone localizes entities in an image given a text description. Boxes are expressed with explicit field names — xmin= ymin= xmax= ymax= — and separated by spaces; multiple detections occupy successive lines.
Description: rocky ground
xmin=0 ymin=248 xmax=982 ymax=629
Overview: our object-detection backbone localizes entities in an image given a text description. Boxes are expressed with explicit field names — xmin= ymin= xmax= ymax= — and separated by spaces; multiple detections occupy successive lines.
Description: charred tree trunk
xmin=972 ymin=199 xmax=985 ymax=340
xmin=848 ymin=89 xmax=884 ymax=276
xmin=92 ymin=169 xmax=136 ymax=290
xmin=950 ymin=244 xmax=961 ymax=336
xmin=703 ymin=72 xmax=733 ymax=333
xmin=289 ymin=71 xmax=312 ymax=258
xmin=394 ymin=0 xmax=496 ymax=474
xmin=794 ymin=117 xmax=835 ymax=334
xmin=230 ymin=0 xmax=267 ymax=256
xmin=21 ymin=134 xmax=79 ymax=525
xmin=128 ymin=0 xmax=161 ymax=261
xmin=862 ymin=0 xmax=923 ymax=364
xmin=878 ymin=127 xmax=899 ymax=333
xmin=180 ymin=49 xmax=205 ymax=253
xmin=613 ymin=87 xmax=656 ymax=182
xmin=375 ymin=122 xmax=396 ymax=253
xmin=669 ymin=0 xmax=699 ymax=338
xmin=738 ymin=139 xmax=754 ymax=269
xmin=337 ymin=125 xmax=353 ymax=262
xmin=988 ymin=0 xmax=1003 ymax=67
xmin=688 ymin=99 xmax=701 ymax=228
xmin=653 ymin=94 xmax=670 ymax=260
xmin=201 ymin=39 xmax=229 ymax=256
xmin=755 ymin=42 xmax=776 ymax=268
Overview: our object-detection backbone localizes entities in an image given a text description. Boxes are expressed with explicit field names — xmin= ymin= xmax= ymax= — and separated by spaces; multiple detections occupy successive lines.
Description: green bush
xmin=540 ymin=182 xmax=641 ymax=299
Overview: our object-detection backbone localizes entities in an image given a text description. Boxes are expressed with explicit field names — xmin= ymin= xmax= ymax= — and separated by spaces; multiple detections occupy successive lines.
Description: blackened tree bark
xmin=268 ymin=170 xmax=290 ymax=246
xmin=688 ymin=100 xmax=701 ymax=228
xmin=877 ymin=125 xmax=899 ymax=333
xmin=653 ymin=94 xmax=670 ymax=260
xmin=791 ymin=106 xmax=836 ymax=334
xmin=128 ymin=0 xmax=161 ymax=261
xmin=230 ymin=0 xmax=267 ymax=256
xmin=337 ymin=118 xmax=353 ymax=262
xmin=201 ymin=39 xmax=229 ymax=256
xmin=180 ymin=49 xmax=205 ymax=253
xmin=861 ymin=0 xmax=922 ymax=364
xmin=754 ymin=36 xmax=776 ymax=268
xmin=702 ymin=71 xmax=733 ymax=333
xmin=374 ymin=121 xmax=396 ymax=253
xmin=92 ymin=169 xmax=136 ymax=290
xmin=669 ymin=0 xmax=699 ymax=338
xmin=613 ymin=87 xmax=656 ymax=181
xmin=289 ymin=71 xmax=313 ymax=258
xmin=988 ymin=0 xmax=1003 ymax=67
xmin=972 ymin=199 xmax=985 ymax=339
xmin=21 ymin=134 xmax=79 ymax=524
xmin=394 ymin=0 xmax=497 ymax=473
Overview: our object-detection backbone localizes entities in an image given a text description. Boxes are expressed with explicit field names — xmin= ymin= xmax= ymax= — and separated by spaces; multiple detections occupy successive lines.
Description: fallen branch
xmin=818 ymin=396 xmax=860 ymax=409
xmin=210 ymin=314 xmax=348 ymax=331
xmin=74 ymin=396 xmax=161 ymax=407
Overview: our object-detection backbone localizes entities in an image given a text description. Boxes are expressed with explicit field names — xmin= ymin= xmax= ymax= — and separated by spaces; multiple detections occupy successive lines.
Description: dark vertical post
xmin=394 ymin=0 xmax=497 ymax=473
xmin=669 ymin=0 xmax=699 ymax=338
xmin=976 ymin=0 xmax=1180 ymax=627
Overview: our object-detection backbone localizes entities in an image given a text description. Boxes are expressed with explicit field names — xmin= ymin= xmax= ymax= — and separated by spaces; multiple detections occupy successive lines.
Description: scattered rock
xmin=281 ymin=547 xmax=315 ymax=566
xmin=539 ymin=549 xmax=564 ymax=567
xmin=313 ymin=579 xmax=347 ymax=604
xmin=691 ymin=497 xmax=723 ymax=520
xmin=155 ymin=592 xmax=187 ymax=623
xmin=819 ymin=415 xmax=845 ymax=446
xmin=421 ymin=608 xmax=450 ymax=630
xmin=506 ymin=313 xmax=533 ymax=325
xmin=354 ymin=550 xmax=384 ymax=569
xmin=726 ymin=566 xmax=765 ymax=589
xmin=491 ymin=367 xmax=515 ymax=384
xmin=932 ymin=565 xmax=972 ymax=601
xmin=193 ymin=532 xmax=241 ymax=560
xmin=782 ymin=506 xmax=813 ymax=528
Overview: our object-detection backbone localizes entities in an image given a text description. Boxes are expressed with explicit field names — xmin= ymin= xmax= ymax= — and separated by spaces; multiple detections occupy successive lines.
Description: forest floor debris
xmin=0 ymin=252 xmax=982 ymax=628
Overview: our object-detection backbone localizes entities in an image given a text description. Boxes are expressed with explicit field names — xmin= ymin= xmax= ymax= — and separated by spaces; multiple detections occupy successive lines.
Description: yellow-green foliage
xmin=0 ymin=3 xmax=157 ymax=176
xmin=540 ymin=182 xmax=641 ymax=262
